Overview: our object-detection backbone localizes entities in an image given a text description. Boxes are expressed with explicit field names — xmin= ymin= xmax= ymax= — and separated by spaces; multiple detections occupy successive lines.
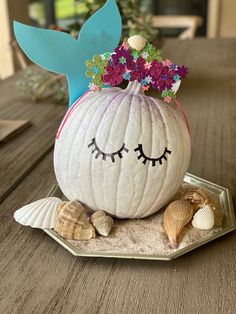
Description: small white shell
xmin=128 ymin=35 xmax=147 ymax=51
xmin=90 ymin=211 xmax=113 ymax=237
xmin=14 ymin=197 xmax=62 ymax=229
xmin=192 ymin=205 xmax=215 ymax=230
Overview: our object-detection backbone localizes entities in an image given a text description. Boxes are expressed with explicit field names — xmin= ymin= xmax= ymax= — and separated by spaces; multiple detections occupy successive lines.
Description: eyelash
xmin=88 ymin=138 xmax=129 ymax=162
xmin=134 ymin=144 xmax=171 ymax=167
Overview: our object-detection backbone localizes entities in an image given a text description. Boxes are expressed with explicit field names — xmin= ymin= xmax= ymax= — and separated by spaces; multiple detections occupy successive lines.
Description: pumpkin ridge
xmin=101 ymin=91 xmax=126 ymax=215
xmin=115 ymin=92 xmax=134 ymax=217
xmin=68 ymin=91 xmax=104 ymax=202
xmin=169 ymin=104 xmax=191 ymax=182
xmin=145 ymin=99 xmax=168 ymax=216
xmin=170 ymin=105 xmax=184 ymax=176
xmin=104 ymin=90 xmax=129 ymax=215
xmin=144 ymin=98 xmax=170 ymax=216
xmin=104 ymin=90 xmax=133 ymax=216
xmin=148 ymin=102 xmax=188 ymax=215
xmin=167 ymin=104 xmax=186 ymax=188
xmin=91 ymin=91 xmax=124 ymax=211
xmin=56 ymin=94 xmax=93 ymax=199
xmin=169 ymin=104 xmax=190 ymax=193
xmin=118 ymin=92 xmax=144 ymax=218
xmin=66 ymin=91 xmax=106 ymax=203
xmin=131 ymin=94 xmax=152 ymax=217
xmin=90 ymin=91 xmax=125 ymax=212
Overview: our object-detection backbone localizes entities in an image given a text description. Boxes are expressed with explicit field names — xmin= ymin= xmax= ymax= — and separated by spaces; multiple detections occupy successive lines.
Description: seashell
xmin=183 ymin=188 xmax=209 ymax=210
xmin=54 ymin=200 xmax=95 ymax=240
xmin=14 ymin=197 xmax=62 ymax=229
xmin=183 ymin=188 xmax=223 ymax=226
xmin=56 ymin=200 xmax=86 ymax=219
xmin=128 ymin=35 xmax=147 ymax=51
xmin=192 ymin=205 xmax=215 ymax=230
xmin=90 ymin=210 xmax=114 ymax=237
xmin=163 ymin=200 xmax=193 ymax=249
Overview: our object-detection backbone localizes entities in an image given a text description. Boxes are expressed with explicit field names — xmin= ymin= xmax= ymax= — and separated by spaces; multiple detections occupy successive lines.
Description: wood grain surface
xmin=0 ymin=39 xmax=235 ymax=314
xmin=0 ymin=70 xmax=66 ymax=202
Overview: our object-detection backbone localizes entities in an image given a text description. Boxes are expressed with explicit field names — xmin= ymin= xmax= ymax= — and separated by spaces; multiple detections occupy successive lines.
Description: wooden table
xmin=0 ymin=39 xmax=235 ymax=314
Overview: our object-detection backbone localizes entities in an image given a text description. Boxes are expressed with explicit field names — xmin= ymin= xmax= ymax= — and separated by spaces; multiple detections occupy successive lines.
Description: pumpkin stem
xmin=126 ymin=81 xmax=144 ymax=95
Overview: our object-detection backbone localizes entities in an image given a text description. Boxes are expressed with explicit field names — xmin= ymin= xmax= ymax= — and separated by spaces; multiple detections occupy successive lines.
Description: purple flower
xmin=177 ymin=65 xmax=188 ymax=79
xmin=102 ymin=64 xmax=125 ymax=87
xmin=149 ymin=60 xmax=163 ymax=80
xmin=130 ymin=57 xmax=148 ymax=82
xmin=112 ymin=47 xmax=133 ymax=70
xmin=169 ymin=63 xmax=178 ymax=71
xmin=153 ymin=66 xmax=175 ymax=92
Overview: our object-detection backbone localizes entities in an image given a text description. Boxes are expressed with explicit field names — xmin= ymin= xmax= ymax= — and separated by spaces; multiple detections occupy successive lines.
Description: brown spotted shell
xmin=183 ymin=188 xmax=223 ymax=226
xmin=163 ymin=200 xmax=194 ymax=249
xmin=90 ymin=210 xmax=113 ymax=237
xmin=54 ymin=200 xmax=95 ymax=240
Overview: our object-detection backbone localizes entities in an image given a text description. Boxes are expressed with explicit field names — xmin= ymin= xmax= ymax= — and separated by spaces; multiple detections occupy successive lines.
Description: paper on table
xmin=0 ymin=120 xmax=31 ymax=143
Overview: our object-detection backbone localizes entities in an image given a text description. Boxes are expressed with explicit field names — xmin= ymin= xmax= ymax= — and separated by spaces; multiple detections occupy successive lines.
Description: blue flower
xmin=123 ymin=72 xmax=131 ymax=80
xmin=92 ymin=66 xmax=100 ymax=74
xmin=173 ymin=74 xmax=181 ymax=81
xmin=141 ymin=78 xmax=148 ymax=86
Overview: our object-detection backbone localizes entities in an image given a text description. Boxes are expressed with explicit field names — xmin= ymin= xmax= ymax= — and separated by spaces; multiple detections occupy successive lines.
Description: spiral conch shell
xmin=183 ymin=188 xmax=223 ymax=226
xmin=163 ymin=200 xmax=194 ymax=249
xmin=128 ymin=35 xmax=147 ymax=51
xmin=54 ymin=200 xmax=95 ymax=240
xmin=192 ymin=205 xmax=215 ymax=230
xmin=90 ymin=211 xmax=113 ymax=237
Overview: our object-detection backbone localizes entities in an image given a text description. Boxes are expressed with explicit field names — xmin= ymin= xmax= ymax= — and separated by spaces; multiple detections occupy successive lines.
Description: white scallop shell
xmin=192 ymin=205 xmax=215 ymax=230
xmin=14 ymin=197 xmax=62 ymax=229
xmin=128 ymin=35 xmax=147 ymax=51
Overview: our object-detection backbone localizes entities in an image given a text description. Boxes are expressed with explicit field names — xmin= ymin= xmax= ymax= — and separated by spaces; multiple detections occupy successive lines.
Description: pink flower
xmin=144 ymin=62 xmax=152 ymax=70
xmin=121 ymin=41 xmax=130 ymax=50
xmin=142 ymin=85 xmax=150 ymax=91
xmin=164 ymin=96 xmax=172 ymax=103
xmin=88 ymin=83 xmax=100 ymax=91
xmin=162 ymin=59 xmax=172 ymax=66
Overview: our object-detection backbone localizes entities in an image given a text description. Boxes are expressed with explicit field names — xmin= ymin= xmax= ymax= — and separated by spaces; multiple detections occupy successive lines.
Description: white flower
xmin=145 ymin=75 xmax=153 ymax=83
xmin=141 ymin=51 xmax=149 ymax=59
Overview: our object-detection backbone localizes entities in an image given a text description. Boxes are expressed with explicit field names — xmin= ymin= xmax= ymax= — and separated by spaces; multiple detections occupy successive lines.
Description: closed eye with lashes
xmin=88 ymin=138 xmax=129 ymax=162
xmin=134 ymin=144 xmax=171 ymax=167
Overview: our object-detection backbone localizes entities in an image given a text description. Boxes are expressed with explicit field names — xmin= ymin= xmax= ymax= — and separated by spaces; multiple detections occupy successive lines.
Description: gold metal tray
xmin=45 ymin=173 xmax=236 ymax=260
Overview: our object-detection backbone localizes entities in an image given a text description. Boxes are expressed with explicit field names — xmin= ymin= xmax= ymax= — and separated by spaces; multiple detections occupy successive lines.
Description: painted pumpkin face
xmin=54 ymin=82 xmax=191 ymax=218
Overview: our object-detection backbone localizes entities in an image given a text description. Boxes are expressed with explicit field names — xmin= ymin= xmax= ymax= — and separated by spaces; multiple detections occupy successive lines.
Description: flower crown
xmin=86 ymin=36 xmax=188 ymax=103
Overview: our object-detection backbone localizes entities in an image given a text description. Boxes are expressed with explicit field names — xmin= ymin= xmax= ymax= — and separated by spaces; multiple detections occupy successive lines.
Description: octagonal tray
xmin=44 ymin=173 xmax=236 ymax=260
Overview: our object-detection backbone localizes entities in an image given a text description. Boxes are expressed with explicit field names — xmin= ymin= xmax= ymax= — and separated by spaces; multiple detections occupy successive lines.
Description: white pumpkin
xmin=54 ymin=81 xmax=191 ymax=218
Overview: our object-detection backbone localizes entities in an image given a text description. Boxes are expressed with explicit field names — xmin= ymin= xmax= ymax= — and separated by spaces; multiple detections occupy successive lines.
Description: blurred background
xmin=0 ymin=0 xmax=236 ymax=100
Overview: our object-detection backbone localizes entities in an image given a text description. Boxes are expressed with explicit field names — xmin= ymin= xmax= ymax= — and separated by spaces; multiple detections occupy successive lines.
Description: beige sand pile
xmin=69 ymin=183 xmax=222 ymax=256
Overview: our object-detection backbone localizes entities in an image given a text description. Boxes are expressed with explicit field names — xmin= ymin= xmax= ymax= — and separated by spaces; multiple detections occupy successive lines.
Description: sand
xmin=68 ymin=183 xmax=222 ymax=256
